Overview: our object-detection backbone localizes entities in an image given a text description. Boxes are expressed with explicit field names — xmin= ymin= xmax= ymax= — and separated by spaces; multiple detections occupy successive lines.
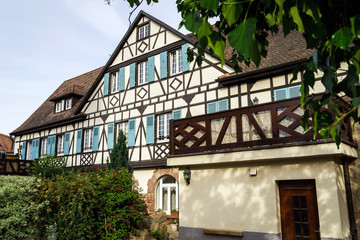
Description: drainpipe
xmin=343 ymin=157 xmax=358 ymax=240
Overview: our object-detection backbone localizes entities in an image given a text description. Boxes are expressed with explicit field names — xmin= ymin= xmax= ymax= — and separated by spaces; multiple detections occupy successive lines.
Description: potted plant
xmin=170 ymin=221 xmax=178 ymax=231
xmin=171 ymin=209 xmax=179 ymax=216
xmin=155 ymin=208 xmax=162 ymax=215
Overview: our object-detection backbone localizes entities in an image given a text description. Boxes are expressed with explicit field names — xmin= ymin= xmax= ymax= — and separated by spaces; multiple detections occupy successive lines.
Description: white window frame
xmin=110 ymin=71 xmax=119 ymax=93
xmin=155 ymin=176 xmax=179 ymax=215
xmin=57 ymin=135 xmax=65 ymax=156
xmin=83 ymin=129 xmax=93 ymax=152
xmin=55 ymin=102 xmax=62 ymax=113
xmin=65 ymin=98 xmax=72 ymax=110
xmin=273 ymin=85 xmax=301 ymax=101
xmin=138 ymin=24 xmax=149 ymax=40
xmin=26 ymin=142 xmax=32 ymax=160
xmin=138 ymin=61 xmax=148 ymax=85
xmin=157 ymin=113 xmax=172 ymax=142
xmin=170 ymin=49 xmax=183 ymax=75
xmin=40 ymin=138 xmax=47 ymax=156
xmin=117 ymin=122 xmax=128 ymax=139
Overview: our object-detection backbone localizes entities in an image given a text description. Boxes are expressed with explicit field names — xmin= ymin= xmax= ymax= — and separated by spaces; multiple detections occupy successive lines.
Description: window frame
xmin=65 ymin=98 xmax=72 ymax=110
xmin=83 ymin=128 xmax=93 ymax=152
xmin=110 ymin=71 xmax=119 ymax=93
xmin=40 ymin=138 xmax=47 ymax=156
xmin=170 ymin=49 xmax=183 ymax=76
xmin=26 ymin=141 xmax=32 ymax=160
xmin=138 ymin=60 xmax=148 ymax=85
xmin=138 ymin=23 xmax=150 ymax=40
xmin=157 ymin=113 xmax=172 ymax=142
xmin=117 ymin=121 xmax=128 ymax=139
xmin=273 ymin=85 xmax=301 ymax=101
xmin=57 ymin=134 xmax=65 ymax=156
xmin=155 ymin=175 xmax=179 ymax=215
xmin=55 ymin=101 xmax=62 ymax=113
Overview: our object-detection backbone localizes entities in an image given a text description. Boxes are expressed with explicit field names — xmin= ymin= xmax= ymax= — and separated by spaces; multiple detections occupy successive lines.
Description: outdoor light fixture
xmin=183 ymin=167 xmax=191 ymax=185
xmin=253 ymin=96 xmax=259 ymax=105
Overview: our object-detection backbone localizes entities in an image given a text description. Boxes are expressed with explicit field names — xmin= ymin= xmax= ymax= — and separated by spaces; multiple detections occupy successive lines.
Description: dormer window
xmin=138 ymin=23 xmax=149 ymax=40
xmin=65 ymin=98 xmax=72 ymax=110
xmin=55 ymin=102 xmax=62 ymax=113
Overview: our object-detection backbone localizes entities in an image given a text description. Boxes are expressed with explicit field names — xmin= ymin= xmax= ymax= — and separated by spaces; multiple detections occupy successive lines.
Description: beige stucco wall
xmin=178 ymin=157 xmax=350 ymax=239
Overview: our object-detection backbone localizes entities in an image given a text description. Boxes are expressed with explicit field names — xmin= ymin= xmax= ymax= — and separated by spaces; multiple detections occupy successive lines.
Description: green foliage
xmin=107 ymin=130 xmax=133 ymax=173
xmin=31 ymin=154 xmax=66 ymax=178
xmin=37 ymin=168 xmax=147 ymax=240
xmin=124 ymin=0 xmax=360 ymax=147
xmin=151 ymin=230 xmax=162 ymax=240
xmin=0 ymin=176 xmax=47 ymax=240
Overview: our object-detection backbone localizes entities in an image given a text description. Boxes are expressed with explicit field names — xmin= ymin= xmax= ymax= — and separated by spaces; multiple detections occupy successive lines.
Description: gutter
xmin=342 ymin=156 xmax=358 ymax=240
xmin=10 ymin=113 xmax=87 ymax=136
xmin=216 ymin=58 xmax=308 ymax=86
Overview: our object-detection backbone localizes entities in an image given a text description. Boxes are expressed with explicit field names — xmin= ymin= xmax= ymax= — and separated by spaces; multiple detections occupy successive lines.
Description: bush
xmin=37 ymin=168 xmax=147 ymax=240
xmin=0 ymin=175 xmax=47 ymax=240
xmin=31 ymin=154 xmax=66 ymax=178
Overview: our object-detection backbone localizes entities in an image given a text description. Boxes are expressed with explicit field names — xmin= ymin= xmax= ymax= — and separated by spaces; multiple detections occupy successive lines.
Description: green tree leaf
xmin=207 ymin=33 xmax=226 ymax=66
xmin=200 ymin=0 xmax=219 ymax=14
xmin=198 ymin=17 xmax=213 ymax=42
xmin=321 ymin=68 xmax=336 ymax=94
xmin=228 ymin=18 xmax=257 ymax=58
xmin=222 ymin=0 xmax=243 ymax=27
xmin=290 ymin=6 xmax=304 ymax=32
xmin=265 ymin=13 xmax=276 ymax=27
xmin=332 ymin=27 xmax=354 ymax=50
xmin=350 ymin=15 xmax=360 ymax=38
xmin=184 ymin=11 xmax=202 ymax=33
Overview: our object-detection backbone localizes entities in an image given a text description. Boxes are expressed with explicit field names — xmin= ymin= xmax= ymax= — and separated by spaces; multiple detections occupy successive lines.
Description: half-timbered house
xmin=10 ymin=11 xmax=358 ymax=240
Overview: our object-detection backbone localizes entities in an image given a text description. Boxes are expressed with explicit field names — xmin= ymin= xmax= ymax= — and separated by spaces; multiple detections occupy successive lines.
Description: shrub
xmin=31 ymin=154 xmax=66 ymax=178
xmin=151 ymin=230 xmax=162 ymax=240
xmin=37 ymin=168 xmax=147 ymax=240
xmin=0 ymin=175 xmax=47 ymax=240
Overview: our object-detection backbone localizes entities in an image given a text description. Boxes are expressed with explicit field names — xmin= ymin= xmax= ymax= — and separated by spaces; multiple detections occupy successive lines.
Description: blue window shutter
xmin=32 ymin=139 xmax=40 ymax=160
xmin=160 ymin=51 xmax=168 ymax=79
xmin=104 ymin=73 xmax=109 ymax=96
xmin=148 ymin=56 xmax=155 ymax=82
xmin=207 ymin=102 xmax=218 ymax=114
xmin=146 ymin=115 xmax=155 ymax=144
xmin=46 ymin=136 xmax=55 ymax=156
xmin=172 ymin=109 xmax=181 ymax=120
xmin=182 ymin=43 xmax=190 ymax=72
xmin=274 ymin=88 xmax=288 ymax=101
xmin=289 ymin=85 xmax=301 ymax=98
xmin=119 ymin=67 xmax=125 ymax=91
xmin=22 ymin=141 xmax=27 ymax=159
xmin=76 ymin=130 xmax=83 ymax=153
xmin=128 ymin=119 xmax=136 ymax=147
xmin=64 ymin=133 xmax=70 ymax=155
xmin=92 ymin=126 xmax=100 ymax=151
xmin=129 ymin=63 xmax=136 ymax=88
xmin=107 ymin=123 xmax=114 ymax=149
xmin=218 ymin=99 xmax=229 ymax=112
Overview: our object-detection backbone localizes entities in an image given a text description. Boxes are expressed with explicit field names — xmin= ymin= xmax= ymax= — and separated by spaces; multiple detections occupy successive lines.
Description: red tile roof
xmin=0 ymin=133 xmax=13 ymax=153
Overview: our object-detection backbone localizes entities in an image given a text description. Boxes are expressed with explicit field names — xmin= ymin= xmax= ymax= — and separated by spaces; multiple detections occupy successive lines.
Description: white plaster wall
xmin=178 ymin=158 xmax=350 ymax=239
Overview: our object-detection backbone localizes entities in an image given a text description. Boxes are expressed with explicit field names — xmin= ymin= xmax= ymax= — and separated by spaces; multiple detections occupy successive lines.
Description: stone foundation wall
xmin=350 ymin=120 xmax=360 ymax=239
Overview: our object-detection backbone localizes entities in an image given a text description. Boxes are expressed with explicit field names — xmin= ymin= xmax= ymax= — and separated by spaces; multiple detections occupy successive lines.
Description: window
xmin=138 ymin=24 xmax=149 ymax=40
xmin=65 ymin=98 xmax=72 ymax=110
xmin=170 ymin=49 xmax=183 ymax=75
xmin=138 ymin=61 xmax=148 ymax=85
xmin=40 ymin=138 xmax=47 ymax=155
xmin=55 ymin=102 xmax=62 ymax=113
xmin=57 ymin=135 xmax=65 ymax=155
xmin=26 ymin=142 xmax=32 ymax=160
xmin=84 ymin=129 xmax=93 ymax=152
xmin=157 ymin=113 xmax=172 ymax=142
xmin=117 ymin=122 xmax=128 ymax=139
xmin=207 ymin=99 xmax=229 ymax=114
xmin=110 ymin=72 xmax=119 ymax=93
xmin=155 ymin=176 xmax=178 ymax=215
xmin=274 ymin=85 xmax=301 ymax=101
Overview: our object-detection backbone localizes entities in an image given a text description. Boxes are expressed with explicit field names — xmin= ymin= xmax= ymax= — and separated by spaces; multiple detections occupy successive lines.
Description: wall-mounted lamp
xmin=253 ymin=97 xmax=259 ymax=105
xmin=183 ymin=167 xmax=191 ymax=185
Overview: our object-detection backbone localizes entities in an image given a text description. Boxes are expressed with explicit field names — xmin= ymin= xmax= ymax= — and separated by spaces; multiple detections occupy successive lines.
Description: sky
xmin=0 ymin=0 xmax=188 ymax=135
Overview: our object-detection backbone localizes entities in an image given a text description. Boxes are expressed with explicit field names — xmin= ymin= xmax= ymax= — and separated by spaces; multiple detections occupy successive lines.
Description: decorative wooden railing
xmin=169 ymin=98 xmax=353 ymax=155
xmin=0 ymin=158 xmax=33 ymax=175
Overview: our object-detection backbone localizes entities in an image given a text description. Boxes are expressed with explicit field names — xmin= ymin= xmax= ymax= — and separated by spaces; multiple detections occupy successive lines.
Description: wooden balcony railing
xmin=0 ymin=158 xmax=33 ymax=175
xmin=169 ymin=98 xmax=353 ymax=156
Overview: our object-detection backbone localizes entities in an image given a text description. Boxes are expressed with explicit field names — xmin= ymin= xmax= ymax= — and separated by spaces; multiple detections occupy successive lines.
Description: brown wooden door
xmin=279 ymin=180 xmax=320 ymax=240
